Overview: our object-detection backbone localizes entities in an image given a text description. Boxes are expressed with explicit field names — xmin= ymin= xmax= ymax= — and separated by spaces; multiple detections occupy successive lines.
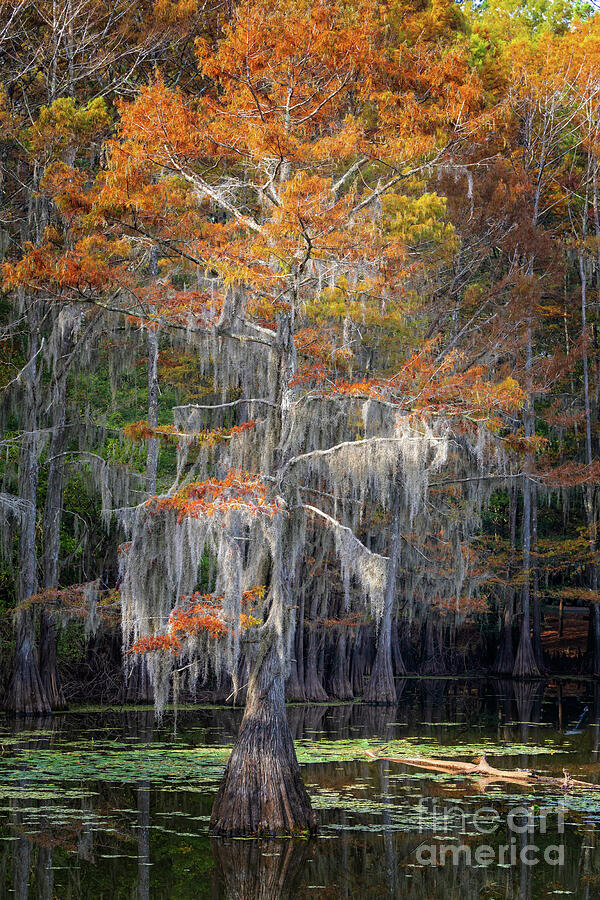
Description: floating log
xmin=364 ymin=749 xmax=599 ymax=790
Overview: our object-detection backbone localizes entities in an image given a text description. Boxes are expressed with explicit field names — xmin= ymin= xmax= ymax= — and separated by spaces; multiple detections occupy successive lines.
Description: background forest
xmin=1 ymin=0 xmax=600 ymax=720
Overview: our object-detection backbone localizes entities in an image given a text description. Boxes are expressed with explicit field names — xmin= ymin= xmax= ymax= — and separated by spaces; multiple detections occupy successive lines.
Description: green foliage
xmin=466 ymin=0 xmax=595 ymax=36
xmin=28 ymin=97 xmax=111 ymax=157
xmin=384 ymin=191 xmax=458 ymax=256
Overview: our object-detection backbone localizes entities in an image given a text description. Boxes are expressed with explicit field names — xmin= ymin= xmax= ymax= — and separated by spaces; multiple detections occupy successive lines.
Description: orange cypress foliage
xmin=129 ymin=586 xmax=264 ymax=653
xmin=155 ymin=470 xmax=284 ymax=521
xmin=10 ymin=0 xmax=488 ymax=341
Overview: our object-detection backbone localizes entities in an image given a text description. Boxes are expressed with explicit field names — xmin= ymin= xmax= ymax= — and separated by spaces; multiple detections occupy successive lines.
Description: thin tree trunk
xmin=284 ymin=588 xmax=306 ymax=700
xmin=127 ymin=255 xmax=160 ymax=704
xmin=513 ymin=475 xmax=539 ymax=678
xmin=39 ymin=331 xmax=71 ymax=710
xmin=146 ymin=246 xmax=159 ymax=495
xmin=296 ymin=590 xmax=305 ymax=689
xmin=5 ymin=305 xmax=50 ymax=715
xmin=513 ymin=318 xmax=540 ymax=679
xmin=579 ymin=250 xmax=600 ymax=676
xmin=588 ymin=586 xmax=600 ymax=678
xmin=531 ymin=483 xmax=545 ymax=673
xmin=391 ymin=617 xmax=407 ymax=675
xmin=580 ymin=253 xmax=593 ymax=468
xmin=146 ymin=325 xmax=159 ymax=495
xmin=365 ymin=480 xmax=401 ymax=703
xmin=493 ymin=483 xmax=518 ymax=675
xmin=558 ymin=596 xmax=564 ymax=638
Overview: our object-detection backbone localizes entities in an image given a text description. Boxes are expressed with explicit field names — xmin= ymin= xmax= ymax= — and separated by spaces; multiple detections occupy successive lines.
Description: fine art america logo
xmin=415 ymin=799 xmax=565 ymax=867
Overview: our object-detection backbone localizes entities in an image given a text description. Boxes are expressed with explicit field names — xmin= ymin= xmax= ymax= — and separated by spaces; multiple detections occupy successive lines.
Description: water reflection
xmin=212 ymin=839 xmax=309 ymax=900
xmin=3 ymin=679 xmax=600 ymax=897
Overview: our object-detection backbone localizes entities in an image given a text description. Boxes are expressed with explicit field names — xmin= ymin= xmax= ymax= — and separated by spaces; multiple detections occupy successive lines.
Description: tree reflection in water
xmin=212 ymin=838 xmax=309 ymax=900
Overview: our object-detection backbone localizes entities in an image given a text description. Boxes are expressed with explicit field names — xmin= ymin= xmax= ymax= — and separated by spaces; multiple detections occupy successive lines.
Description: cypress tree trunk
xmin=531 ymin=589 xmax=544 ymax=673
xmin=303 ymin=593 xmax=328 ymax=701
xmin=146 ymin=244 xmax=160 ymax=495
xmin=327 ymin=630 xmax=353 ymax=700
xmin=210 ymin=605 xmax=316 ymax=835
xmin=493 ymin=482 xmax=518 ymax=675
xmin=5 ymin=306 xmax=50 ymax=715
xmin=296 ymin=591 xmax=305 ymax=691
xmin=492 ymin=592 xmax=515 ymax=676
xmin=391 ymin=617 xmax=407 ymax=676
xmin=38 ymin=613 xmax=65 ymax=710
xmin=127 ymin=272 xmax=160 ymax=704
xmin=588 ymin=591 xmax=600 ymax=678
xmin=579 ymin=214 xmax=600 ymax=677
xmin=210 ymin=277 xmax=317 ymax=836
xmin=285 ymin=655 xmax=305 ymax=701
xmin=39 ymin=333 xmax=70 ymax=711
xmin=351 ymin=626 xmax=368 ymax=694
xmin=7 ymin=614 xmax=51 ymax=716
xmin=317 ymin=622 xmax=327 ymax=690
xmin=513 ymin=475 xmax=540 ymax=678
xmin=531 ymin=483 xmax=545 ymax=673
xmin=364 ymin=479 xmax=401 ymax=703
xmin=146 ymin=337 xmax=159 ymax=494
xmin=513 ymin=319 xmax=540 ymax=680
xmin=286 ymin=590 xmax=306 ymax=701
xmin=419 ymin=616 xmax=443 ymax=675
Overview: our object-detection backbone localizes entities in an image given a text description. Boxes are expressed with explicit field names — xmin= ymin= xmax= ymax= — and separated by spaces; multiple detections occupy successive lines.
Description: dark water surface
xmin=2 ymin=678 xmax=600 ymax=898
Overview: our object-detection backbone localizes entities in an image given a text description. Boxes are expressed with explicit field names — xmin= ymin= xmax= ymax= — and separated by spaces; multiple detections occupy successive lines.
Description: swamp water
xmin=1 ymin=678 xmax=600 ymax=898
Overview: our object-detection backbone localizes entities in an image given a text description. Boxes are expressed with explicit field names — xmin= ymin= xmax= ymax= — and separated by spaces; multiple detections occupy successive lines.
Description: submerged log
xmin=364 ymin=749 xmax=599 ymax=790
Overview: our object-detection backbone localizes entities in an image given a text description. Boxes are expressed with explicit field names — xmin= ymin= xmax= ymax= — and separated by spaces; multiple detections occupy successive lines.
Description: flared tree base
xmin=285 ymin=684 xmax=307 ymax=702
xmin=328 ymin=680 xmax=353 ymax=701
xmin=512 ymin=626 xmax=540 ymax=680
xmin=363 ymin=655 xmax=397 ymax=705
xmin=285 ymin=669 xmax=307 ymax=702
xmin=42 ymin=681 xmax=67 ymax=712
xmin=40 ymin=659 xmax=67 ymax=711
xmin=328 ymin=661 xmax=353 ymax=701
xmin=491 ymin=624 xmax=514 ymax=677
xmin=210 ymin=707 xmax=317 ymax=837
xmin=327 ymin=634 xmax=353 ymax=700
xmin=5 ymin=636 xmax=51 ymax=716
xmin=39 ymin=612 xmax=67 ymax=711
xmin=303 ymin=669 xmax=328 ymax=703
